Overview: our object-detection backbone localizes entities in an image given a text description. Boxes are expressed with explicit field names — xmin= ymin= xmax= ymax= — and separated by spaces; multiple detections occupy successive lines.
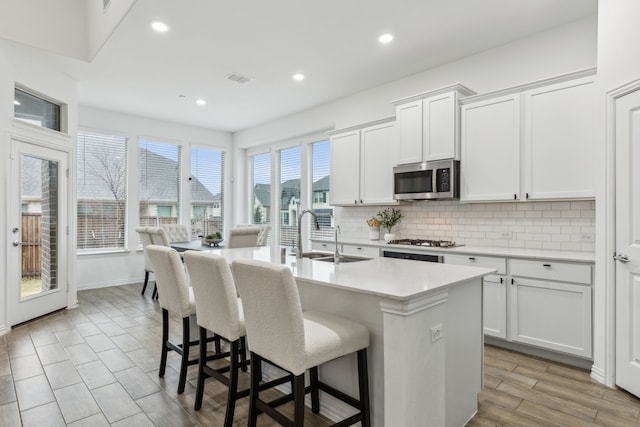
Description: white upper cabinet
xmin=523 ymin=77 xmax=597 ymax=200
xmin=396 ymin=100 xmax=423 ymax=164
xmin=394 ymin=84 xmax=475 ymax=164
xmin=329 ymin=129 xmax=360 ymax=205
xmin=329 ymin=118 xmax=398 ymax=206
xmin=461 ymin=94 xmax=521 ymax=202
xmin=460 ymin=69 xmax=597 ymax=203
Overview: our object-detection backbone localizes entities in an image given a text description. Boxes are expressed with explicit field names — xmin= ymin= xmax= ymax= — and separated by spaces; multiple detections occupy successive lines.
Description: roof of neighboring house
xmin=312 ymin=175 xmax=330 ymax=192
xmin=253 ymin=175 xmax=329 ymax=208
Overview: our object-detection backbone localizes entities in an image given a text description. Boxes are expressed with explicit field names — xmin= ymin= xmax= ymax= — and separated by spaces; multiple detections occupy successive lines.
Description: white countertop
xmin=315 ymin=237 xmax=596 ymax=263
xmin=203 ymin=246 xmax=495 ymax=301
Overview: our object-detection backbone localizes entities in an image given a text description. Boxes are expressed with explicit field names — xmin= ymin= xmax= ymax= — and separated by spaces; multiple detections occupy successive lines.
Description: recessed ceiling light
xmin=13 ymin=100 xmax=20 ymax=105
xmin=292 ymin=73 xmax=305 ymax=81
xmin=151 ymin=21 xmax=169 ymax=32
xmin=196 ymin=99 xmax=206 ymax=106
xmin=378 ymin=33 xmax=394 ymax=44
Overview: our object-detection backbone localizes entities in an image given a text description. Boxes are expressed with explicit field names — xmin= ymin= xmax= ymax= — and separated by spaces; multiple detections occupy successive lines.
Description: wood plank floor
xmin=0 ymin=283 xmax=639 ymax=426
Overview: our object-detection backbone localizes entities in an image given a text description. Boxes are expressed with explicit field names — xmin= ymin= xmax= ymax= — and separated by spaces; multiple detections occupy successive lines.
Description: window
xmin=139 ymin=139 xmax=181 ymax=227
xmin=14 ymin=87 xmax=61 ymax=131
xmin=311 ymin=140 xmax=333 ymax=239
xmin=250 ymin=152 xmax=271 ymax=226
xmin=77 ymin=130 xmax=127 ymax=250
xmin=190 ymin=146 xmax=225 ymax=238
xmin=279 ymin=147 xmax=301 ymax=246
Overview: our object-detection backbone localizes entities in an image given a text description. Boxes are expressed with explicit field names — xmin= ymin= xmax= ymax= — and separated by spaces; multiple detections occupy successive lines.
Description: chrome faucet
xmin=296 ymin=209 xmax=320 ymax=258
xmin=334 ymin=225 xmax=341 ymax=264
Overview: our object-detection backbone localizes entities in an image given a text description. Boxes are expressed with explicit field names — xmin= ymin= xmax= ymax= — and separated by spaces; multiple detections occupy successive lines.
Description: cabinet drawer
xmin=312 ymin=241 xmax=336 ymax=252
xmin=341 ymin=245 xmax=380 ymax=257
xmin=510 ymin=259 xmax=591 ymax=285
xmin=445 ymin=254 xmax=506 ymax=274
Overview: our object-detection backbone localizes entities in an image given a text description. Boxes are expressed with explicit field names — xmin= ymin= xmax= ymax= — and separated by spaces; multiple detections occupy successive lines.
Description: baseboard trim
xmin=0 ymin=326 xmax=8 ymax=336
xmin=78 ymin=280 xmax=141 ymax=291
xmin=485 ymin=336 xmax=593 ymax=370
xmin=590 ymin=365 xmax=607 ymax=385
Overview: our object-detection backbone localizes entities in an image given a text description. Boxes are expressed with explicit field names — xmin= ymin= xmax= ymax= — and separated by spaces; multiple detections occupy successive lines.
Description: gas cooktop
xmin=388 ymin=239 xmax=461 ymax=248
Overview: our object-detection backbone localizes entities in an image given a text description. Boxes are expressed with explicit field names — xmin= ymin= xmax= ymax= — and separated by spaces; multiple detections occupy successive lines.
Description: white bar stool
xmin=232 ymin=259 xmax=371 ymax=427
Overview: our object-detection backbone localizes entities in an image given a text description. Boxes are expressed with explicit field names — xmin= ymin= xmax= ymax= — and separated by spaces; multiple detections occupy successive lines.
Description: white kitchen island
xmin=206 ymin=245 xmax=495 ymax=427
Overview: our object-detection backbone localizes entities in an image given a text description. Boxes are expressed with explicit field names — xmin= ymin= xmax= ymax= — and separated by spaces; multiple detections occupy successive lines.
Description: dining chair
xmin=146 ymin=227 xmax=171 ymax=299
xmin=232 ymin=259 xmax=371 ymax=427
xmin=135 ymin=227 xmax=154 ymax=295
xmin=227 ymin=226 xmax=260 ymax=248
xmin=161 ymin=224 xmax=191 ymax=243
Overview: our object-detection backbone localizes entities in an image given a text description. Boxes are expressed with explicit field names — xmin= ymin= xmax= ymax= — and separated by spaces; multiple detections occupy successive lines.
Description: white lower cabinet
xmin=508 ymin=259 xmax=592 ymax=358
xmin=311 ymin=241 xmax=336 ymax=252
xmin=445 ymin=253 xmax=593 ymax=358
xmin=483 ymin=274 xmax=507 ymax=339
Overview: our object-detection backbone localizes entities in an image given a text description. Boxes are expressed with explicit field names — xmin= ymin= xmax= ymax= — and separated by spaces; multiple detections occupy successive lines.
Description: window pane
xmin=311 ymin=140 xmax=333 ymax=239
xmin=77 ymin=130 xmax=127 ymax=250
xmin=14 ymin=88 xmax=61 ymax=131
xmin=280 ymin=147 xmax=300 ymax=247
xmin=139 ymin=139 xmax=181 ymax=227
xmin=191 ymin=146 xmax=224 ymax=239
xmin=251 ymin=153 xmax=271 ymax=230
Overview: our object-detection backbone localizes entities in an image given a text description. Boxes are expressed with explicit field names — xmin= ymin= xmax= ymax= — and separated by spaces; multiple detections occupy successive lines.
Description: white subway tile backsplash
xmin=335 ymin=200 xmax=595 ymax=253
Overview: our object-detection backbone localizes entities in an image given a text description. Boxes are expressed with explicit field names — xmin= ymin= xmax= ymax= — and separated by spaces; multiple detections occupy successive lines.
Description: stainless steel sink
xmin=292 ymin=252 xmax=372 ymax=263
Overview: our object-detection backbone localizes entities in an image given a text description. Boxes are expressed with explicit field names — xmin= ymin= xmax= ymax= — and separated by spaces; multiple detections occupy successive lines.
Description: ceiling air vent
xmin=226 ymin=73 xmax=254 ymax=85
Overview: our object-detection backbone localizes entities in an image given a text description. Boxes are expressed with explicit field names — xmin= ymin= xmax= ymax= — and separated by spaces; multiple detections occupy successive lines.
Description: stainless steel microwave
xmin=393 ymin=159 xmax=460 ymax=200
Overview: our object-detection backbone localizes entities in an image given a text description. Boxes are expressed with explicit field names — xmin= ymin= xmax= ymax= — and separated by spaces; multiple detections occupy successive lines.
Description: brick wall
xmin=40 ymin=160 xmax=58 ymax=291
xmin=336 ymin=200 xmax=595 ymax=252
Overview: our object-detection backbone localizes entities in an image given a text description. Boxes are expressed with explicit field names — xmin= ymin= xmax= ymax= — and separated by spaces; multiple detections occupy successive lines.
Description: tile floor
xmin=0 ymin=284 xmax=331 ymax=426
xmin=2 ymin=283 xmax=640 ymax=426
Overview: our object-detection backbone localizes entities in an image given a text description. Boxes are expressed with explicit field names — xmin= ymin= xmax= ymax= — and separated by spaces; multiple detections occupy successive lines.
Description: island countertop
xmin=206 ymin=245 xmax=495 ymax=301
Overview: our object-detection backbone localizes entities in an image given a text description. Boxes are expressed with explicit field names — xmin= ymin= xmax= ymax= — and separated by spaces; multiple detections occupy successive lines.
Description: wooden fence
xmin=21 ymin=213 xmax=41 ymax=278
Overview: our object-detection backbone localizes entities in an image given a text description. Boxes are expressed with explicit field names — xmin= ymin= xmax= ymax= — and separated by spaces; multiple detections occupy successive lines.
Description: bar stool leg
xmin=310 ymin=366 xmax=320 ymax=413
xmin=194 ymin=327 xmax=207 ymax=410
xmin=293 ymin=374 xmax=306 ymax=427
xmin=358 ymin=349 xmax=371 ymax=427
xmin=223 ymin=340 xmax=240 ymax=427
xmin=248 ymin=352 xmax=261 ymax=427
xmin=177 ymin=316 xmax=190 ymax=394
xmin=141 ymin=271 xmax=149 ymax=295
xmin=159 ymin=309 xmax=169 ymax=377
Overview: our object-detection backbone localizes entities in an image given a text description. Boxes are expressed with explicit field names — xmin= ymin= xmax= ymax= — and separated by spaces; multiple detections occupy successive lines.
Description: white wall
xmin=592 ymin=0 xmax=640 ymax=387
xmin=76 ymin=106 xmax=233 ymax=289
xmin=85 ymin=0 xmax=137 ymax=60
xmin=0 ymin=41 xmax=79 ymax=332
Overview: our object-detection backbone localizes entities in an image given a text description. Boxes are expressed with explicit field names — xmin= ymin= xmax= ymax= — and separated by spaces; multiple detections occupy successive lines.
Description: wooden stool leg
xmin=310 ymin=366 xmax=320 ymax=413
xmin=223 ymin=340 xmax=240 ymax=427
xmin=240 ymin=336 xmax=248 ymax=372
xmin=358 ymin=349 xmax=371 ymax=427
xmin=141 ymin=271 xmax=149 ymax=295
xmin=248 ymin=352 xmax=261 ymax=427
xmin=177 ymin=316 xmax=190 ymax=394
xmin=159 ymin=309 xmax=169 ymax=377
xmin=194 ymin=326 xmax=207 ymax=410
xmin=293 ymin=373 xmax=306 ymax=427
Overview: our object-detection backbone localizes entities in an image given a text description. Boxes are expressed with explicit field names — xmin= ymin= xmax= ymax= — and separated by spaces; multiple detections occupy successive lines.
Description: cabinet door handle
xmin=360 ymin=200 xmax=363 ymax=204
xmin=526 ymin=193 xmax=529 ymax=199
xmin=511 ymin=278 xmax=515 ymax=285
xmin=514 ymin=194 xmax=517 ymax=200
xmin=468 ymin=257 xmax=476 ymax=261
xmin=500 ymin=277 xmax=504 ymax=284
xmin=543 ymin=264 xmax=551 ymax=268
xmin=354 ymin=200 xmax=357 ymax=204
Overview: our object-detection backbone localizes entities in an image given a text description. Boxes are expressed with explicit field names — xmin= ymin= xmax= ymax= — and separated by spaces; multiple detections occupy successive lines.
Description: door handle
xmin=613 ymin=253 xmax=630 ymax=263
xmin=12 ymin=240 xmax=22 ymax=247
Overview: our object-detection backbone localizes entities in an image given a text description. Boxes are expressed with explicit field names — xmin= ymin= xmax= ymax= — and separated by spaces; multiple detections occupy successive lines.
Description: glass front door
xmin=9 ymin=140 xmax=69 ymax=326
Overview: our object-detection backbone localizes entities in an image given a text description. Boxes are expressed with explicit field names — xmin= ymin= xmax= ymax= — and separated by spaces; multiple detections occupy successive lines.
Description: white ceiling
xmin=5 ymin=0 xmax=597 ymax=133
